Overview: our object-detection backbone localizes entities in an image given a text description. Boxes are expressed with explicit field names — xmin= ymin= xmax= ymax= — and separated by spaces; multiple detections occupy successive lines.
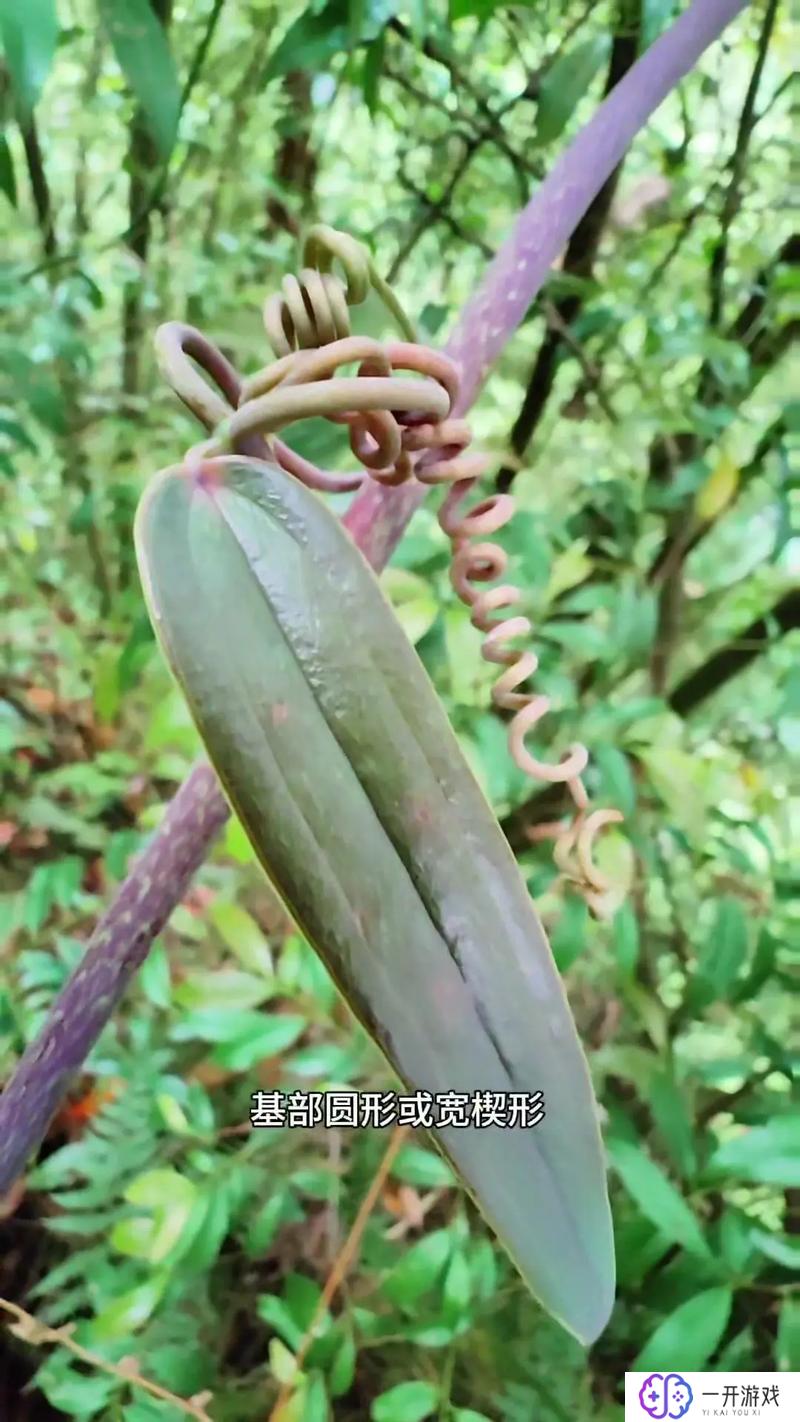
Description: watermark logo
xmin=627 ymin=1370 xmax=798 ymax=1420
xmin=638 ymin=1373 xmax=694 ymax=1420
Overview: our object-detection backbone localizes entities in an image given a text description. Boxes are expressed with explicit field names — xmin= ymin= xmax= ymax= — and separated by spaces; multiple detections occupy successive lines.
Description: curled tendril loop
xmin=264 ymin=270 xmax=352 ymax=355
xmin=263 ymin=224 xmax=416 ymax=357
xmin=436 ymin=472 xmax=622 ymax=916
xmin=154 ymin=228 xmax=623 ymax=916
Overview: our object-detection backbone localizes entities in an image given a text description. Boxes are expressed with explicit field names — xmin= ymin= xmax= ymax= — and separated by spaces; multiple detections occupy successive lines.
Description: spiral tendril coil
xmin=155 ymin=225 xmax=623 ymax=917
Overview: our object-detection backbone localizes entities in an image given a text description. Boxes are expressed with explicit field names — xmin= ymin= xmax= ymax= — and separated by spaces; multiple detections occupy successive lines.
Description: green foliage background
xmin=1 ymin=2 xmax=797 ymax=1419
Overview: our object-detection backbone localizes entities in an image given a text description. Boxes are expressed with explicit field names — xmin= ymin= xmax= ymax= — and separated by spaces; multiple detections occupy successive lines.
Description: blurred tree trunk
xmin=3 ymin=51 xmax=113 ymax=607
xmin=262 ymin=69 xmax=318 ymax=240
xmin=197 ymin=28 xmax=272 ymax=265
xmin=18 ymin=115 xmax=57 ymax=259
xmin=73 ymin=27 xmax=104 ymax=241
xmin=3 ymin=50 xmax=57 ymax=261
xmin=121 ymin=0 xmax=173 ymax=396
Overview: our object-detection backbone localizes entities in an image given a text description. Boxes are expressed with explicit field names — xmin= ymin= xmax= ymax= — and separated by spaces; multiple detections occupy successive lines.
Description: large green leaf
xmin=89 ymin=1272 xmax=170 ymax=1340
xmin=692 ymin=895 xmax=749 ymax=1003
xmin=98 ymin=0 xmax=180 ymax=159
xmin=641 ymin=0 xmax=677 ymax=50
xmin=135 ymin=455 xmax=616 ymax=1344
xmin=265 ymin=0 xmax=399 ymax=80
xmin=537 ymin=35 xmax=611 ymax=145
xmin=635 ymin=1286 xmax=733 ymax=1370
xmin=384 ymin=1229 xmax=453 ymax=1307
xmin=0 ymin=0 xmax=58 ymax=115
xmin=708 ymin=1117 xmax=800 ymax=1186
xmin=647 ymin=1071 xmax=697 ymax=1179
xmin=372 ymin=1381 xmax=440 ymax=1422
xmin=777 ymin=1297 xmax=800 ymax=1371
xmin=265 ymin=1 xmax=349 ymax=80
xmin=609 ymin=1139 xmax=710 ymax=1257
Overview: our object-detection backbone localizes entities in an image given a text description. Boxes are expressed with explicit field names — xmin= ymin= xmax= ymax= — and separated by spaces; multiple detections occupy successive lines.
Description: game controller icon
xmin=639 ymin=1373 xmax=694 ymax=1419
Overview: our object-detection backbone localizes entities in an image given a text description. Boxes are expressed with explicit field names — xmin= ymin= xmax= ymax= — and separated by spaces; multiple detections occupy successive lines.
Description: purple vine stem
xmin=0 ymin=0 xmax=747 ymax=1193
xmin=345 ymin=0 xmax=749 ymax=567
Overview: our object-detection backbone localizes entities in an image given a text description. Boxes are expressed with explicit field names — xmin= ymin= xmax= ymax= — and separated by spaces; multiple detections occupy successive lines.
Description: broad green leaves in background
xmin=709 ymin=1117 xmax=800 ymax=1187
xmin=537 ymin=35 xmax=611 ymax=144
xmin=265 ymin=0 xmax=403 ymax=81
xmin=265 ymin=1 xmax=352 ymax=80
xmin=690 ymin=895 xmax=750 ymax=1005
xmin=0 ymin=0 xmax=58 ymax=115
xmin=641 ymin=0 xmax=677 ymax=51
xmin=97 ymin=0 xmax=180 ymax=158
xmin=609 ymin=1139 xmax=710 ymax=1258
xmin=635 ymin=1287 xmax=734 ymax=1371
xmin=371 ymin=1380 xmax=440 ymax=1422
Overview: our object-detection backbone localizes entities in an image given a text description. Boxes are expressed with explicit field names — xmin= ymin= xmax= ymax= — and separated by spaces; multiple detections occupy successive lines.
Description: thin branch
xmin=121 ymin=0 xmax=173 ymax=395
xmin=73 ymin=26 xmax=105 ymax=241
xmin=268 ymin=1126 xmax=409 ymax=1419
xmin=388 ymin=16 xmax=535 ymax=173
xmin=200 ymin=27 xmax=273 ymax=255
xmin=499 ymin=406 xmax=795 ymax=852
xmin=753 ymin=70 xmax=793 ymax=125
xmin=648 ymin=409 xmax=789 ymax=586
xmin=262 ymin=70 xmax=318 ymax=241
xmin=389 ymin=129 xmax=489 ymax=282
xmin=0 ymin=0 xmax=748 ymax=1195
xmin=668 ymin=589 xmax=800 ymax=716
xmin=18 ymin=113 xmax=57 ymax=260
xmin=396 ymin=164 xmax=494 ymax=263
xmin=706 ymin=0 xmax=781 ymax=333
xmin=383 ymin=61 xmax=534 ymax=204
xmin=567 ymin=193 xmax=711 ymax=413
xmin=540 ymin=297 xmax=619 ymax=424
xmin=14 ymin=62 xmax=115 ymax=607
xmin=0 ymin=1297 xmax=213 ymax=1420
xmin=649 ymin=229 xmax=796 ymax=686
xmin=540 ymin=0 xmax=599 ymax=71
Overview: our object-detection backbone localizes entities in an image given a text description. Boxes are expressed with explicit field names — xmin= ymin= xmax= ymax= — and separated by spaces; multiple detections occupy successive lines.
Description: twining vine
xmin=158 ymin=225 xmax=623 ymax=912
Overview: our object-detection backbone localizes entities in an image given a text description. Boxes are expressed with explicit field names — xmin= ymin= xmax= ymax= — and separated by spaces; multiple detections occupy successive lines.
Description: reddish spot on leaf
xmin=271 ymin=702 xmax=290 ymax=726
xmin=190 ymin=459 xmax=226 ymax=492
xmin=409 ymin=798 xmax=434 ymax=829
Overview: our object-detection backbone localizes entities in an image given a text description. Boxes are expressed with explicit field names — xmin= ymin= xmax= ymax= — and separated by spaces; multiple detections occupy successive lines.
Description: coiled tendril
xmin=155 ymin=224 xmax=623 ymax=916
